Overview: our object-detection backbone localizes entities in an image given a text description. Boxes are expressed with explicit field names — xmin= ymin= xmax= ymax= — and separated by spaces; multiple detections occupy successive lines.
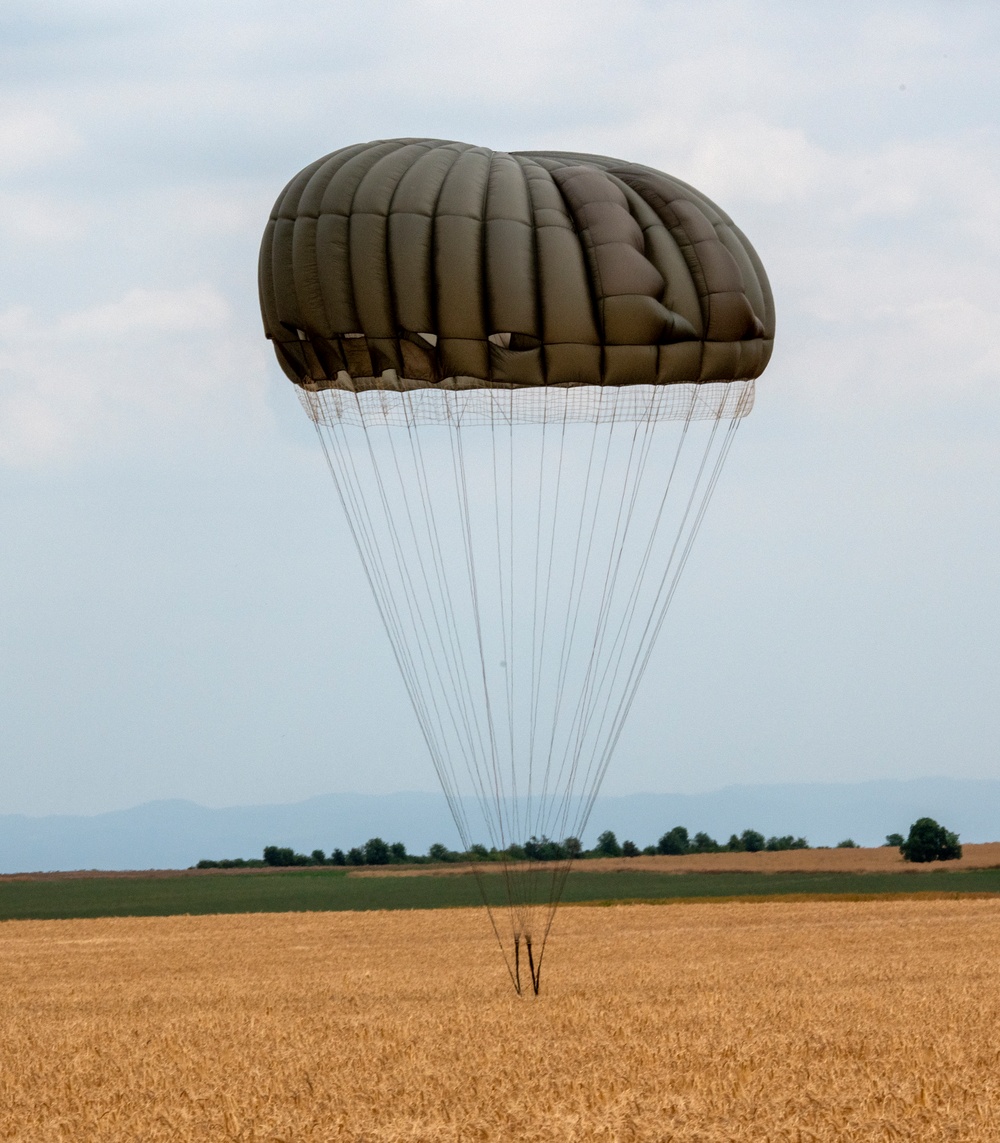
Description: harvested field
xmin=350 ymin=840 xmax=1000 ymax=876
xmin=1 ymin=899 xmax=999 ymax=1141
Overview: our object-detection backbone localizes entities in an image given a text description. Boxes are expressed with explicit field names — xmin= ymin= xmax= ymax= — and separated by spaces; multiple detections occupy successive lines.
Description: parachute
xmin=259 ymin=139 xmax=774 ymax=993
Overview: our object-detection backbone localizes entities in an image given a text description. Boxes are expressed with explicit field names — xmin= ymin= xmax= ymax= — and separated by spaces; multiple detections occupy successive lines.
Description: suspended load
xmin=259 ymin=139 xmax=774 ymax=993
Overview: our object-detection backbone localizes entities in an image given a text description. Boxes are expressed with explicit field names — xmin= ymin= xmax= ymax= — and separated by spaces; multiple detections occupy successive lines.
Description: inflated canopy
xmin=259 ymin=140 xmax=776 ymax=993
xmin=259 ymin=138 xmax=774 ymax=393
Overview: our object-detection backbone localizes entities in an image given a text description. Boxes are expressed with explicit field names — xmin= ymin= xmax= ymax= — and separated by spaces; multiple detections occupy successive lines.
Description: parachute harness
xmin=305 ymin=379 xmax=752 ymax=995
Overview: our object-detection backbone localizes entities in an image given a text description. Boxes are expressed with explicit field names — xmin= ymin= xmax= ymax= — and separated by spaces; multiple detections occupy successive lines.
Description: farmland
xmin=352 ymin=841 xmax=1000 ymax=876
xmin=1 ymin=898 xmax=999 ymax=1140
xmin=2 ymin=859 xmax=1000 ymax=921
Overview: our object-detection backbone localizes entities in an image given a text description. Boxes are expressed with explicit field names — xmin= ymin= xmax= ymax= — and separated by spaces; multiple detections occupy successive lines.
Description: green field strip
xmin=559 ymin=870 xmax=1000 ymax=905
xmin=2 ymin=867 xmax=1000 ymax=921
xmin=578 ymin=890 xmax=1000 ymax=909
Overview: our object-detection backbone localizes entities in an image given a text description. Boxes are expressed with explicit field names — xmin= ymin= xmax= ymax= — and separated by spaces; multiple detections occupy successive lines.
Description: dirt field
xmin=1 ymin=898 xmax=998 ymax=1141
xmin=350 ymin=840 xmax=1000 ymax=877
xmin=2 ymin=842 xmax=997 ymax=883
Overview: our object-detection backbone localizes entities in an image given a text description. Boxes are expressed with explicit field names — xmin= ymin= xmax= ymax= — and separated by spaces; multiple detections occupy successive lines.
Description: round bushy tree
xmin=363 ymin=837 xmax=390 ymax=865
xmin=594 ymin=830 xmax=622 ymax=857
xmin=656 ymin=826 xmax=690 ymax=855
xmin=740 ymin=829 xmax=766 ymax=853
xmin=900 ymin=818 xmax=962 ymax=863
xmin=429 ymin=841 xmax=461 ymax=859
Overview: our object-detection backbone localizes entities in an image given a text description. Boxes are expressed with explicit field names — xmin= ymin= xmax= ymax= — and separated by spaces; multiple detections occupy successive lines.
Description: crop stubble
xmin=0 ymin=898 xmax=997 ymax=1141
xmin=349 ymin=841 xmax=1000 ymax=877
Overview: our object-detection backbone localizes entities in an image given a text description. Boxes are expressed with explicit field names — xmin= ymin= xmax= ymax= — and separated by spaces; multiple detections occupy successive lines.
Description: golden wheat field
xmin=1 ymin=899 xmax=999 ymax=1142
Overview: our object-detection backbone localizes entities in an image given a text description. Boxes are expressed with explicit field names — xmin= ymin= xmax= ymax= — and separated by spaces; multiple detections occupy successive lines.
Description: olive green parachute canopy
xmin=259 ymin=139 xmax=775 ymax=995
xmin=259 ymin=138 xmax=774 ymax=394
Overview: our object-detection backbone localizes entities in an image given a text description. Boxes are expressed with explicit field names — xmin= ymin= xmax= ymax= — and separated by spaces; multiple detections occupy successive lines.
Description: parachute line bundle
xmin=260 ymin=139 xmax=774 ymax=994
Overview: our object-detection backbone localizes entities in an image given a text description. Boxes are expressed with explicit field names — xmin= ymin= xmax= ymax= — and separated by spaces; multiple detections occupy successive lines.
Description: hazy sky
xmin=1 ymin=1 xmax=998 ymax=816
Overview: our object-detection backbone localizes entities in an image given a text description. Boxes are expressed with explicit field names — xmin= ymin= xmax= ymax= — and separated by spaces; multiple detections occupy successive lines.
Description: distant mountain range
xmin=1 ymin=778 xmax=997 ymax=874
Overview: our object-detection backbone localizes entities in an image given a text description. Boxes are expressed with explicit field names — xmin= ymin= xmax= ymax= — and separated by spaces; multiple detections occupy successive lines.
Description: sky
xmin=1 ymin=1 xmax=998 ymax=817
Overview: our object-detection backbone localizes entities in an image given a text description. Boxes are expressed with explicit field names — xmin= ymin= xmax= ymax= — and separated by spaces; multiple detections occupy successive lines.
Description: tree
xmin=330 ymin=848 xmax=346 ymax=866
xmin=656 ymin=826 xmax=690 ymax=855
xmin=725 ymin=833 xmax=744 ymax=852
xmin=428 ymin=842 xmax=458 ymax=862
xmin=525 ymin=835 xmax=565 ymax=861
xmin=346 ymin=846 xmax=365 ymax=865
xmin=885 ymin=833 xmax=904 ymax=847
xmin=564 ymin=837 xmax=583 ymax=859
xmin=690 ymin=831 xmax=721 ymax=853
xmin=594 ymin=830 xmax=621 ymax=857
xmin=836 ymin=838 xmax=858 ymax=848
xmin=311 ymin=849 xmax=327 ymax=865
xmin=389 ymin=841 xmax=408 ymax=863
xmin=363 ymin=837 xmax=390 ymax=865
xmin=740 ymin=829 xmax=766 ymax=853
xmin=621 ymin=840 xmax=640 ymax=857
xmin=263 ymin=845 xmax=305 ymax=867
xmin=765 ymin=835 xmax=809 ymax=851
xmin=900 ymin=818 xmax=962 ymax=863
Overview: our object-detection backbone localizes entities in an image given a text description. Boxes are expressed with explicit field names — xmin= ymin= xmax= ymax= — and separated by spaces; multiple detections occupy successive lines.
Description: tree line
xmin=195 ymin=817 xmax=962 ymax=869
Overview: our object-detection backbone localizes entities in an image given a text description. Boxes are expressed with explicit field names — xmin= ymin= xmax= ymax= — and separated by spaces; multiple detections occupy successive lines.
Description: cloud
xmin=0 ymin=108 xmax=82 ymax=174
xmin=612 ymin=112 xmax=1000 ymax=234
xmin=0 ymin=284 xmax=269 ymax=467
xmin=583 ymin=113 xmax=1000 ymax=417
xmin=0 ymin=191 xmax=90 ymax=241
xmin=161 ymin=183 xmax=270 ymax=237
xmin=57 ymin=284 xmax=231 ymax=338
xmin=1 ymin=0 xmax=1000 ymax=818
